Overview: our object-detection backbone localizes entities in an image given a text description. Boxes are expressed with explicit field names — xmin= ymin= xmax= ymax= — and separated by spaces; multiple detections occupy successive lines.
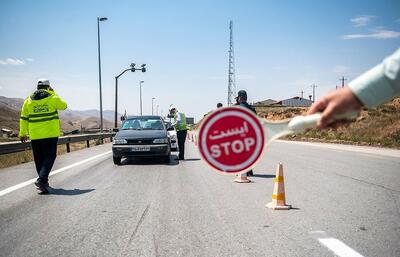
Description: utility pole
xmin=340 ymin=76 xmax=347 ymax=88
xmin=139 ymin=81 xmax=144 ymax=116
xmin=152 ymin=97 xmax=155 ymax=115
xmin=300 ymin=90 xmax=305 ymax=99
xmin=310 ymin=84 xmax=318 ymax=103
xmin=97 ymin=17 xmax=107 ymax=132
xmin=227 ymin=20 xmax=236 ymax=106
xmin=114 ymin=63 xmax=146 ymax=128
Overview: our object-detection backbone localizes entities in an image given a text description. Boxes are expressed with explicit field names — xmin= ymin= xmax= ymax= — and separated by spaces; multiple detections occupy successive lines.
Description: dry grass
xmin=0 ymin=138 xmax=111 ymax=169
xmin=255 ymin=97 xmax=400 ymax=149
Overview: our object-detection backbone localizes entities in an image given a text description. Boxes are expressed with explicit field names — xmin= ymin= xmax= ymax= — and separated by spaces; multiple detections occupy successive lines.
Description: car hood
xmin=115 ymin=129 xmax=167 ymax=139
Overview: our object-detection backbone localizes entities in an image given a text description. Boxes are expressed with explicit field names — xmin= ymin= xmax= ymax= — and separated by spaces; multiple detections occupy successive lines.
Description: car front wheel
xmin=113 ymin=156 xmax=122 ymax=165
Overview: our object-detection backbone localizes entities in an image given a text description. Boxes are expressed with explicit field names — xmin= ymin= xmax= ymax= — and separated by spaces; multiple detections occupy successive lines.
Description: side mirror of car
xmin=113 ymin=128 xmax=119 ymax=132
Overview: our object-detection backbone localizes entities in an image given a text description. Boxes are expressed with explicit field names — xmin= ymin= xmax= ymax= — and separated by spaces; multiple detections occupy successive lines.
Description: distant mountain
xmin=61 ymin=109 xmax=120 ymax=121
xmin=0 ymin=96 xmax=24 ymax=111
xmin=0 ymin=95 xmax=121 ymax=133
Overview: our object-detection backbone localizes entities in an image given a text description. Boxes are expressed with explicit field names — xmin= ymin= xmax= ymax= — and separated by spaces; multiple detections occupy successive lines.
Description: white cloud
xmin=333 ymin=65 xmax=351 ymax=74
xmin=350 ymin=15 xmax=375 ymax=27
xmin=0 ymin=58 xmax=26 ymax=65
xmin=341 ymin=29 xmax=400 ymax=40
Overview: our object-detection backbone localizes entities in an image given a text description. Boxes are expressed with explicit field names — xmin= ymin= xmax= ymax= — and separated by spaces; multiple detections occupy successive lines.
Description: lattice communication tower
xmin=227 ymin=20 xmax=236 ymax=106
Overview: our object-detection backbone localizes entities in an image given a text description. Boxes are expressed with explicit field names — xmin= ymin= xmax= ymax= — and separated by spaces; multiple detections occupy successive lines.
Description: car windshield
xmin=122 ymin=118 xmax=165 ymax=130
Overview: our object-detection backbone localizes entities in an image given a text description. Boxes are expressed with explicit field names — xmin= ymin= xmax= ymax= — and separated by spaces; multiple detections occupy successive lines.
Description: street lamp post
xmin=152 ymin=97 xmax=155 ymax=115
xmin=115 ymin=68 xmax=131 ymax=128
xmin=139 ymin=80 xmax=144 ymax=116
xmin=97 ymin=17 xmax=107 ymax=132
xmin=114 ymin=63 xmax=147 ymax=128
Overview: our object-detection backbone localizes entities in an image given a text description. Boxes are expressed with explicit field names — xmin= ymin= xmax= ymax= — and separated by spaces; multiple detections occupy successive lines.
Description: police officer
xmin=169 ymin=105 xmax=187 ymax=160
xmin=235 ymin=90 xmax=256 ymax=176
xmin=19 ymin=79 xmax=67 ymax=194
xmin=235 ymin=90 xmax=256 ymax=114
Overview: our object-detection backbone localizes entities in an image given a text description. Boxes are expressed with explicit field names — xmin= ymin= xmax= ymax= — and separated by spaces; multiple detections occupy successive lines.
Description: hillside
xmin=0 ymin=96 xmax=120 ymax=133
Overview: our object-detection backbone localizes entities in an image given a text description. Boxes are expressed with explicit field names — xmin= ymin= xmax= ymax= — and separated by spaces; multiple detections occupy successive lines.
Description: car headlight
xmin=153 ymin=138 xmax=168 ymax=144
xmin=113 ymin=138 xmax=127 ymax=145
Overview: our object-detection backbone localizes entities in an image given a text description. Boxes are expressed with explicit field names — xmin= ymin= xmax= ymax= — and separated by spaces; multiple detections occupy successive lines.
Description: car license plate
xmin=130 ymin=146 xmax=151 ymax=151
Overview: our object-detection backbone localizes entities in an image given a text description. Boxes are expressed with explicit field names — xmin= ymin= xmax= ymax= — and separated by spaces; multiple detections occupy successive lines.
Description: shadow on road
xmin=251 ymin=174 xmax=276 ymax=179
xmin=179 ymin=158 xmax=201 ymax=162
xmin=121 ymin=155 xmax=179 ymax=166
xmin=47 ymin=188 xmax=95 ymax=196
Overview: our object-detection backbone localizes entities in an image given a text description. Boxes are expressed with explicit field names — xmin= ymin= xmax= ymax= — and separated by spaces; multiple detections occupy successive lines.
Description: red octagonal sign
xmin=198 ymin=106 xmax=265 ymax=174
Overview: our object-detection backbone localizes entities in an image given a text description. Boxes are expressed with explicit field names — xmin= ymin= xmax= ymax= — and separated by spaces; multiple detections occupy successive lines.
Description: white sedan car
xmin=165 ymin=121 xmax=179 ymax=152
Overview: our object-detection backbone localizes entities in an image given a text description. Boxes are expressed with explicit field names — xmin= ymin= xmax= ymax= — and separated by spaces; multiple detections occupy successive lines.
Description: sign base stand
xmin=234 ymin=173 xmax=251 ymax=183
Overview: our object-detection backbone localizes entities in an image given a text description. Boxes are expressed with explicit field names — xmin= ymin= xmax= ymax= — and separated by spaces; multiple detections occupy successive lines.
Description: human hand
xmin=20 ymin=136 xmax=28 ymax=143
xmin=307 ymin=87 xmax=363 ymax=129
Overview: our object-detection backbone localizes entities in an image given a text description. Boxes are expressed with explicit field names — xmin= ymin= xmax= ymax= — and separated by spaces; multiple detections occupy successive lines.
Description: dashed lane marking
xmin=310 ymin=231 xmax=364 ymax=257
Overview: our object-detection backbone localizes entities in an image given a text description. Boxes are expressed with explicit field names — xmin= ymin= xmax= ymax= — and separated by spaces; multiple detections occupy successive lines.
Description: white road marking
xmin=311 ymin=231 xmax=364 ymax=257
xmin=0 ymin=151 xmax=112 ymax=197
xmin=277 ymin=140 xmax=400 ymax=158
xmin=318 ymin=238 xmax=364 ymax=257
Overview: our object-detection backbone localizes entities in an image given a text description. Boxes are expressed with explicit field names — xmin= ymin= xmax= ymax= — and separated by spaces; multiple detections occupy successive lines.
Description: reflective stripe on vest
xmin=28 ymin=111 xmax=59 ymax=123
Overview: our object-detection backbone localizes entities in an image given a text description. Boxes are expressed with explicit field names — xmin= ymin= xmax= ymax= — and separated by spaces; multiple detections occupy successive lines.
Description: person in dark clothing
xmin=217 ymin=102 xmax=223 ymax=108
xmin=235 ymin=90 xmax=256 ymax=176
xmin=235 ymin=90 xmax=256 ymax=114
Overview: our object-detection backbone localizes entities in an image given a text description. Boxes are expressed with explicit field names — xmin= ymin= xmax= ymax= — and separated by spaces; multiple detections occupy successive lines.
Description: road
xmin=0 ymin=140 xmax=399 ymax=257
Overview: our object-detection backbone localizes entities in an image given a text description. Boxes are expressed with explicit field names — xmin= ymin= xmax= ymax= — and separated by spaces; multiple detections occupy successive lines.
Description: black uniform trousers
xmin=177 ymin=129 xmax=187 ymax=160
xmin=30 ymin=137 xmax=58 ymax=184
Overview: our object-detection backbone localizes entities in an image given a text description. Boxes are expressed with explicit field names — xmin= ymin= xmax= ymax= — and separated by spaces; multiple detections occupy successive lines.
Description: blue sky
xmin=0 ymin=0 xmax=399 ymax=121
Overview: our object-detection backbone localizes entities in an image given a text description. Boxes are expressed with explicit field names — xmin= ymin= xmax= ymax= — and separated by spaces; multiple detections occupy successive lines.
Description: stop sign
xmin=198 ymin=106 xmax=265 ymax=174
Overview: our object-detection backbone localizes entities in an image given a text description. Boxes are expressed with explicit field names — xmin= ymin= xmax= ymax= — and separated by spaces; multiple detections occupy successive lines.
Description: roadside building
xmin=186 ymin=117 xmax=195 ymax=126
xmin=253 ymin=99 xmax=278 ymax=106
xmin=276 ymin=97 xmax=313 ymax=107
xmin=254 ymin=97 xmax=313 ymax=107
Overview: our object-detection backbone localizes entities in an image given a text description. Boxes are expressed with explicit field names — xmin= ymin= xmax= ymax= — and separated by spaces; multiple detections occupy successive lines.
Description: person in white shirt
xmin=308 ymin=48 xmax=400 ymax=128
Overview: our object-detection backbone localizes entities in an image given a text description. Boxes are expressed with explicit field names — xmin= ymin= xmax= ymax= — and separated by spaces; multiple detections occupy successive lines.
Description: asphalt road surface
xmin=0 ymin=140 xmax=399 ymax=257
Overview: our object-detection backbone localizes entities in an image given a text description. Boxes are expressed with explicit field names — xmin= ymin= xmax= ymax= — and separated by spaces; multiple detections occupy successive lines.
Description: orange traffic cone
xmin=266 ymin=162 xmax=291 ymax=210
xmin=234 ymin=171 xmax=251 ymax=183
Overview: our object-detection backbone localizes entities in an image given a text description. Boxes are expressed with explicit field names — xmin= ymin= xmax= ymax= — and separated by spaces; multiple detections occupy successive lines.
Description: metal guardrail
xmin=0 ymin=133 xmax=115 ymax=155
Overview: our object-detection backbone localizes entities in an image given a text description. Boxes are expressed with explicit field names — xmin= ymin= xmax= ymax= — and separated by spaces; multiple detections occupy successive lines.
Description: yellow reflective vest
xmin=19 ymin=89 xmax=67 ymax=140
xmin=173 ymin=111 xmax=187 ymax=131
